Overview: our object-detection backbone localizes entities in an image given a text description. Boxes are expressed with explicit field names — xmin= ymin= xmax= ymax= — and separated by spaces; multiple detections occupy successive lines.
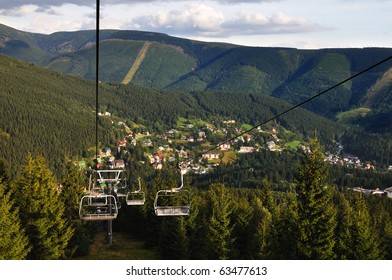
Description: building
xmin=111 ymin=160 xmax=125 ymax=169
xmin=239 ymin=146 xmax=254 ymax=153
xmin=202 ymin=153 xmax=220 ymax=160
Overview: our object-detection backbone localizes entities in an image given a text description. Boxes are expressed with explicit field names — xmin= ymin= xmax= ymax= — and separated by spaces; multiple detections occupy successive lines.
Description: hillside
xmin=1 ymin=24 xmax=392 ymax=120
xmin=0 ymin=54 xmax=348 ymax=176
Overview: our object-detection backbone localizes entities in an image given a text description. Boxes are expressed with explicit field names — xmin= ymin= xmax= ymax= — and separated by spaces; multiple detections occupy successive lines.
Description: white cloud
xmin=222 ymin=12 xmax=328 ymax=35
xmin=125 ymin=4 xmax=327 ymax=38
xmin=127 ymin=4 xmax=225 ymax=36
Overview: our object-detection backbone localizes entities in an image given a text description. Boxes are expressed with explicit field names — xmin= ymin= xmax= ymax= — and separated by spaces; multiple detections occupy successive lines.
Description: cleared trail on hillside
xmin=121 ymin=42 xmax=151 ymax=85
xmin=363 ymin=67 xmax=392 ymax=108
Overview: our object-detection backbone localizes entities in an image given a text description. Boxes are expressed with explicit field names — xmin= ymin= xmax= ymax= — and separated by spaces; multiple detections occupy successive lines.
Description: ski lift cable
xmin=95 ymin=0 xmax=100 ymax=173
xmin=180 ymin=54 xmax=392 ymax=167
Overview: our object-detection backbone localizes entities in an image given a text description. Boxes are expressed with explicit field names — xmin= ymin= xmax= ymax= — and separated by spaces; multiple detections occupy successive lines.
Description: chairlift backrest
xmin=154 ymin=170 xmax=190 ymax=216
xmin=126 ymin=177 xmax=145 ymax=206
xmin=79 ymin=194 xmax=118 ymax=221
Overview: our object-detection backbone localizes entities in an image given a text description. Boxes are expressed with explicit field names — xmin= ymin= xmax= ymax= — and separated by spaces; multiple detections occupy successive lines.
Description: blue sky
xmin=0 ymin=0 xmax=391 ymax=49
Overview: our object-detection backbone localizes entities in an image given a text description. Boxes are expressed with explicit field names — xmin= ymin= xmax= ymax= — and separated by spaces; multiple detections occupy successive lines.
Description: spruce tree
xmin=295 ymin=139 xmax=337 ymax=259
xmin=231 ymin=195 xmax=253 ymax=259
xmin=0 ymin=178 xmax=31 ymax=259
xmin=60 ymin=159 xmax=91 ymax=257
xmin=206 ymin=183 xmax=235 ymax=260
xmin=270 ymin=193 xmax=299 ymax=259
xmin=350 ymin=194 xmax=381 ymax=259
xmin=334 ymin=192 xmax=354 ymax=259
xmin=248 ymin=197 xmax=273 ymax=259
xmin=15 ymin=155 xmax=74 ymax=259
xmin=159 ymin=216 xmax=189 ymax=259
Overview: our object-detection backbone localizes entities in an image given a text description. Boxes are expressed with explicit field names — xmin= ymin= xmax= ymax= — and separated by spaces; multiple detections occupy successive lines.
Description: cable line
xmin=95 ymin=0 xmax=100 ymax=168
xmin=182 ymin=54 xmax=392 ymax=166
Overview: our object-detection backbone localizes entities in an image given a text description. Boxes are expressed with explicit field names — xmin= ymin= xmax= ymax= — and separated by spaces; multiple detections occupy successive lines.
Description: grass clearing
xmin=76 ymin=232 xmax=160 ymax=260
xmin=222 ymin=151 xmax=237 ymax=164
xmin=336 ymin=107 xmax=371 ymax=124
xmin=286 ymin=140 xmax=301 ymax=150
xmin=241 ymin=123 xmax=253 ymax=131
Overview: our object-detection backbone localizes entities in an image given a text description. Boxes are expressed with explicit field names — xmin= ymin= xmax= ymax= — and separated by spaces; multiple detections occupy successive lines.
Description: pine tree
xmin=248 ymin=197 xmax=273 ymax=259
xmin=60 ymin=159 xmax=91 ymax=258
xmin=15 ymin=155 xmax=74 ymax=259
xmin=0 ymin=178 xmax=31 ymax=259
xmin=380 ymin=216 xmax=392 ymax=259
xmin=206 ymin=183 xmax=235 ymax=260
xmin=350 ymin=194 xmax=382 ymax=259
xmin=269 ymin=193 xmax=299 ymax=259
xmin=231 ymin=194 xmax=253 ymax=259
xmin=295 ymin=139 xmax=337 ymax=259
xmin=159 ymin=216 xmax=189 ymax=259
xmin=334 ymin=192 xmax=354 ymax=259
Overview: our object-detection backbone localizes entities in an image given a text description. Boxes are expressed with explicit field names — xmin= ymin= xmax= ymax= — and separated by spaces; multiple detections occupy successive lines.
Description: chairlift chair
xmin=126 ymin=177 xmax=145 ymax=206
xmin=79 ymin=170 xmax=122 ymax=221
xmin=114 ymin=178 xmax=128 ymax=198
xmin=79 ymin=194 xmax=118 ymax=221
xmin=154 ymin=170 xmax=190 ymax=216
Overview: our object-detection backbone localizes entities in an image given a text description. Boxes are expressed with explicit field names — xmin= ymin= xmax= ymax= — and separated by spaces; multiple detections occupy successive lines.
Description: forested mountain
xmin=0 ymin=54 xmax=348 ymax=177
xmin=1 ymin=23 xmax=392 ymax=121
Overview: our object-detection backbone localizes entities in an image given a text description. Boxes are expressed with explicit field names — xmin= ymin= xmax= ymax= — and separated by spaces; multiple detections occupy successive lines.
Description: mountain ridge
xmin=2 ymin=23 xmax=391 ymax=120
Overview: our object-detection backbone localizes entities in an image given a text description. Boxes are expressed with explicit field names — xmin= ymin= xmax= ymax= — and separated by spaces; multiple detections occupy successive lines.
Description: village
xmin=93 ymin=114 xmax=303 ymax=173
xmin=75 ymin=113 xmax=392 ymax=198
xmin=93 ymin=114 xmax=387 ymax=173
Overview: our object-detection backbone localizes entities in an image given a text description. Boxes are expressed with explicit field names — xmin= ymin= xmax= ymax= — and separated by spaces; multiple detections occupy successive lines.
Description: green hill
xmin=0 ymin=55 xmax=96 ymax=175
xmin=0 ymin=54 xmax=347 ymax=176
xmin=2 ymin=24 xmax=392 ymax=120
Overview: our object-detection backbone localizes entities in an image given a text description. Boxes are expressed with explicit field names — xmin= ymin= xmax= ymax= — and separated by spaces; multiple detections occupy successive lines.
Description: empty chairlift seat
xmin=154 ymin=169 xmax=190 ymax=216
xmin=79 ymin=194 xmax=118 ymax=221
xmin=126 ymin=177 xmax=145 ymax=206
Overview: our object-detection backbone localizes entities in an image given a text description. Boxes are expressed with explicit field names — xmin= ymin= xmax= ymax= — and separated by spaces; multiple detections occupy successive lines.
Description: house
xmin=119 ymin=141 xmax=126 ymax=147
xmin=178 ymin=149 xmax=188 ymax=158
xmin=239 ymin=146 xmax=254 ymax=153
xmin=267 ymin=141 xmax=276 ymax=151
xmin=98 ymin=111 xmax=111 ymax=117
xmin=202 ymin=153 xmax=220 ymax=160
xmin=220 ymin=143 xmax=231 ymax=150
xmin=125 ymin=132 xmax=134 ymax=138
xmin=112 ymin=160 xmax=125 ymax=169
xmin=153 ymin=153 xmax=165 ymax=163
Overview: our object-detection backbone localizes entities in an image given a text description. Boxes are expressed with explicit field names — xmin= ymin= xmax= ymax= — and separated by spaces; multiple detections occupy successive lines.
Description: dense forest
xmin=1 ymin=140 xmax=392 ymax=260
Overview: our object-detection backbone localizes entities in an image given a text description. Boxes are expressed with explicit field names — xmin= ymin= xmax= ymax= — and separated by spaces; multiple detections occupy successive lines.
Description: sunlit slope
xmin=0 ymin=55 xmax=96 ymax=174
xmin=1 ymin=23 xmax=392 ymax=119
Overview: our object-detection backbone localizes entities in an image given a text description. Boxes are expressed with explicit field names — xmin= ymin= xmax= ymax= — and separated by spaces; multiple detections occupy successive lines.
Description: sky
xmin=0 ymin=0 xmax=391 ymax=49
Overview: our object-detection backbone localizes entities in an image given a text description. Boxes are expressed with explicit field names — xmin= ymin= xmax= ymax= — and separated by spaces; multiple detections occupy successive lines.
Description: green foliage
xmin=0 ymin=178 xmax=31 ymax=259
xmin=15 ymin=155 xmax=74 ymax=259
xmin=295 ymin=139 xmax=337 ymax=259
xmin=349 ymin=194 xmax=382 ymax=259
xmin=60 ymin=159 xmax=92 ymax=258
xmin=0 ymin=55 xmax=96 ymax=177
xmin=206 ymin=183 xmax=235 ymax=260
